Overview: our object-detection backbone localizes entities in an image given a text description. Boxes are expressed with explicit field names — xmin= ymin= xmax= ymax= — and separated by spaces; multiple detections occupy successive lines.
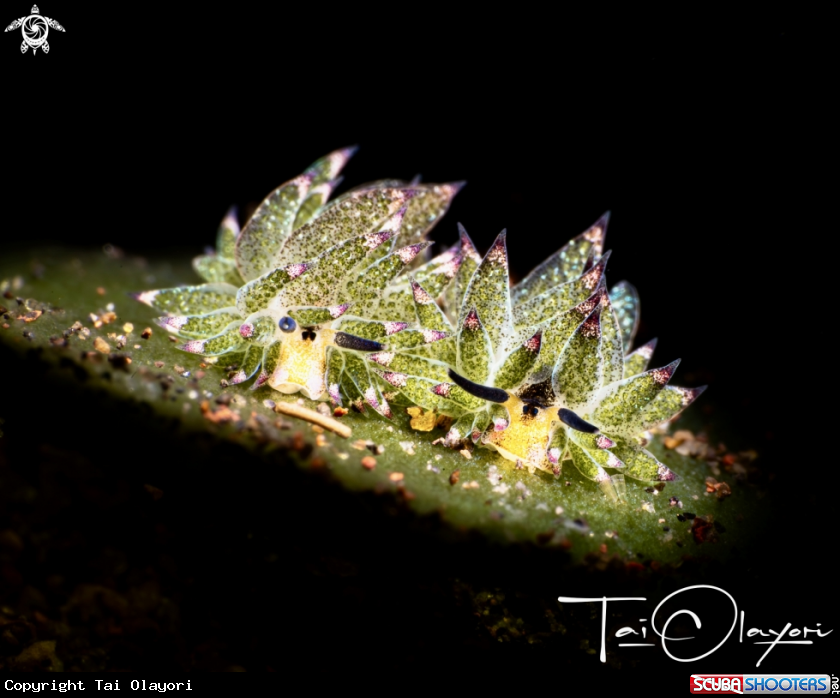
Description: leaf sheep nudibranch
xmin=367 ymin=215 xmax=706 ymax=500
xmin=131 ymin=148 xmax=463 ymax=416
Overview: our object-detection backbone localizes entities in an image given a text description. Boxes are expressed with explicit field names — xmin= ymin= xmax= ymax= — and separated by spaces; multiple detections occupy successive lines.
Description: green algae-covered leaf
xmin=0 ymin=247 xmax=766 ymax=568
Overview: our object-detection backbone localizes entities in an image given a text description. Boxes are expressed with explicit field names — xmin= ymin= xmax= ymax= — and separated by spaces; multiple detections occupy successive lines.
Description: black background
xmin=2 ymin=7 xmax=834 ymax=679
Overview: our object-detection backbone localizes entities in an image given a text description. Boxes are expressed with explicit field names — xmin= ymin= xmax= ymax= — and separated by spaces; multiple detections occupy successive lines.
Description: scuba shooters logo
xmin=689 ymin=675 xmax=832 ymax=694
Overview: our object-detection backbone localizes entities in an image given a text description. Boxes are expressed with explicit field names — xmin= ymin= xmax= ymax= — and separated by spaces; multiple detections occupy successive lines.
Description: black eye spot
xmin=279 ymin=316 xmax=296 ymax=333
xmin=300 ymin=329 xmax=317 ymax=341
xmin=522 ymin=404 xmax=540 ymax=418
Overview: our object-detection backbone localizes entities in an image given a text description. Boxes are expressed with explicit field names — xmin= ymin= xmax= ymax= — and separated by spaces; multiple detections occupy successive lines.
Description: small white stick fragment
xmin=273 ymin=401 xmax=352 ymax=439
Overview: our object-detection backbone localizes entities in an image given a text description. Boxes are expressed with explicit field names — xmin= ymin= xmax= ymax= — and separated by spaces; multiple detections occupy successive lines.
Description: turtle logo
xmin=5 ymin=5 xmax=64 ymax=55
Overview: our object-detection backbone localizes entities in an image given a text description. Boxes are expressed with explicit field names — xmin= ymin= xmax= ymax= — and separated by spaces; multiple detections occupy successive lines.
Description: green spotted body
xmin=387 ymin=212 xmax=706 ymax=501
xmin=137 ymin=283 xmax=237 ymax=316
xmin=457 ymin=309 xmax=492 ymax=384
xmin=590 ymin=360 xmax=680 ymax=436
xmin=236 ymin=265 xmax=305 ymax=317
xmin=458 ymin=233 xmax=514 ymax=353
xmin=552 ymin=308 xmax=604 ymax=409
xmin=132 ymin=148 xmax=462 ymax=410
xmin=155 ymin=309 xmax=240 ymax=339
xmin=492 ymin=332 xmax=541 ymax=391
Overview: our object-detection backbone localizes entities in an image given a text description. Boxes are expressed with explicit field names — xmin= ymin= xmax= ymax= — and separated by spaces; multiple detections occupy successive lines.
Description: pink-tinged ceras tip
xmin=364 ymin=388 xmax=392 ymax=419
xmin=580 ymin=308 xmax=602 ymax=339
xmin=310 ymin=145 xmax=358 ymax=181
xmin=581 ymin=250 xmax=611 ymax=291
xmin=657 ymin=464 xmax=678 ymax=482
xmin=381 ymin=206 xmax=406 ymax=234
xmin=426 ymin=181 xmax=466 ymax=202
xmin=582 ymin=211 xmax=610 ymax=256
xmin=251 ymin=371 xmax=270 ymax=390
xmin=434 ymin=246 xmax=459 ymax=266
xmin=239 ymin=323 xmax=254 ymax=339
xmin=363 ymin=229 xmax=395 ymax=251
xmin=129 ymin=290 xmax=159 ymax=307
xmin=631 ymin=338 xmax=658 ymax=361
xmin=410 ymin=280 xmax=434 ymax=305
xmin=675 ymin=385 xmax=707 ymax=406
xmin=379 ymin=371 xmax=408 ymax=388
xmin=573 ymin=289 xmax=603 ymax=317
xmin=422 ymin=329 xmax=448 ymax=343
xmin=363 ymin=208 xmax=405 ymax=250
xmin=605 ymin=452 xmax=624 ymax=468
xmin=396 ymin=241 xmax=432 ymax=265
xmin=523 ymin=331 xmax=542 ymax=353
xmin=456 ymin=223 xmax=482 ymax=263
xmin=432 ymin=383 xmax=451 ymax=398
xmin=179 ymin=340 xmax=206 ymax=354
xmin=328 ymin=383 xmax=342 ymax=406
xmin=444 ymin=426 xmax=463 ymax=449
xmin=329 ymin=303 xmax=351 ymax=319
xmin=368 ymin=352 xmax=395 ymax=366
xmin=438 ymin=251 xmax=464 ymax=279
xmin=383 ymin=321 xmax=408 ymax=335
xmin=485 ymin=231 xmax=508 ymax=267
xmin=228 ymin=369 xmax=248 ymax=385
xmin=364 ymin=388 xmax=381 ymax=411
xmin=463 ymin=308 xmax=482 ymax=331
xmin=154 ymin=316 xmax=187 ymax=331
xmin=595 ymin=435 xmax=615 ymax=449
xmin=222 ymin=206 xmax=240 ymax=239
xmin=285 ymin=262 xmax=309 ymax=280
xmin=493 ymin=417 xmax=509 ymax=432
xmin=650 ymin=359 xmax=681 ymax=386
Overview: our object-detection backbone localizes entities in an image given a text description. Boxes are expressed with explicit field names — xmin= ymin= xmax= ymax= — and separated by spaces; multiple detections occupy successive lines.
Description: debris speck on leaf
xmin=705 ymin=476 xmax=732 ymax=500
xmin=691 ymin=515 xmax=718 ymax=545
xmin=19 ymin=310 xmax=42 ymax=323
xmin=273 ymin=401 xmax=352 ymax=438
xmin=407 ymin=406 xmax=438 ymax=432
